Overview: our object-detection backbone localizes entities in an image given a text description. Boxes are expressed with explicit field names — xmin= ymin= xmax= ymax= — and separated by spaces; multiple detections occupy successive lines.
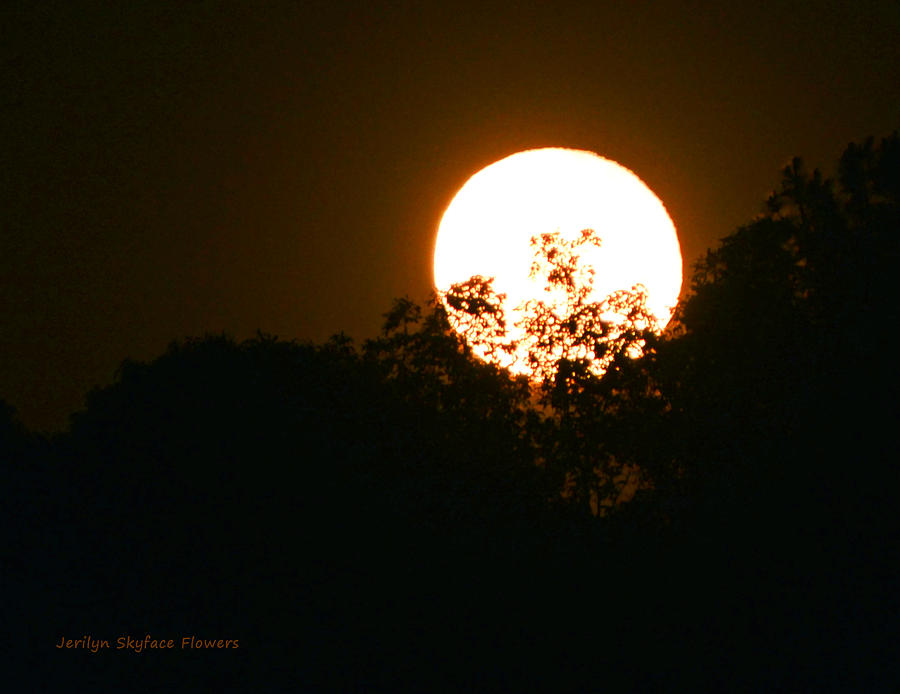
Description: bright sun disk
xmin=433 ymin=147 xmax=682 ymax=376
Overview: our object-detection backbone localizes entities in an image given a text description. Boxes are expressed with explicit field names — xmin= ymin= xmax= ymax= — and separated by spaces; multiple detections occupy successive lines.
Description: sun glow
xmin=433 ymin=148 xmax=682 ymax=377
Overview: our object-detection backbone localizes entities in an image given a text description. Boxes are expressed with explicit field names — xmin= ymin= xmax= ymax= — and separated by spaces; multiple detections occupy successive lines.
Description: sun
xmin=433 ymin=147 xmax=682 ymax=377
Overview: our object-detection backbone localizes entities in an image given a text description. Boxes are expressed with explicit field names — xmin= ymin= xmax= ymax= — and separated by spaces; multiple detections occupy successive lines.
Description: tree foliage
xmin=660 ymin=133 xmax=900 ymax=529
xmin=6 ymin=133 xmax=898 ymax=691
xmin=441 ymin=228 xmax=657 ymax=383
xmin=436 ymin=228 xmax=666 ymax=515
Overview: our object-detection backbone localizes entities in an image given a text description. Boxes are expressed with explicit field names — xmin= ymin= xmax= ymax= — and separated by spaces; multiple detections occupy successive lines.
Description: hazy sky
xmin=3 ymin=0 xmax=898 ymax=430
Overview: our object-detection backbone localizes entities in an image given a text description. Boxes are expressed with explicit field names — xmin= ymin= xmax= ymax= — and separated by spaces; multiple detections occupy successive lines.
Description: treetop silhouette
xmin=440 ymin=227 xmax=657 ymax=386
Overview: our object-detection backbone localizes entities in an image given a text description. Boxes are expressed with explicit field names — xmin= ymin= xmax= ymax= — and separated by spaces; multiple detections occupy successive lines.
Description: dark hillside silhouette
xmin=5 ymin=134 xmax=899 ymax=691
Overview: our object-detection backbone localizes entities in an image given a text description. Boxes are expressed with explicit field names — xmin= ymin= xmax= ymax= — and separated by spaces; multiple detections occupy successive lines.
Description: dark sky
xmin=3 ymin=0 xmax=898 ymax=430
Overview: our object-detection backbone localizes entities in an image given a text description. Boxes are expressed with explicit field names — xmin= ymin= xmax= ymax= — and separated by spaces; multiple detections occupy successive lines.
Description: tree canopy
xmin=5 ymin=133 xmax=898 ymax=691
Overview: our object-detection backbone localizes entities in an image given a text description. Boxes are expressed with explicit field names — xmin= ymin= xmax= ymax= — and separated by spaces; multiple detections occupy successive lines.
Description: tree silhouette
xmin=438 ymin=228 xmax=664 ymax=515
xmin=441 ymin=228 xmax=657 ymax=386
xmin=6 ymin=134 xmax=899 ymax=691
xmin=660 ymin=133 xmax=900 ymax=535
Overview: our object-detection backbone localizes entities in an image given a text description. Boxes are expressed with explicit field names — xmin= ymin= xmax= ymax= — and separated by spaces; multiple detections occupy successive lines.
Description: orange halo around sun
xmin=433 ymin=147 xmax=682 ymax=376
